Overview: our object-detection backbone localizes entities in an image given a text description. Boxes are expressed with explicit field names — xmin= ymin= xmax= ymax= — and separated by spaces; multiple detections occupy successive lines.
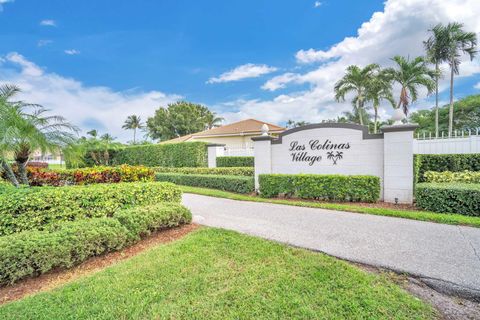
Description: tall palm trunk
xmin=357 ymin=95 xmax=364 ymax=126
xmin=373 ymin=105 xmax=378 ymax=134
xmin=133 ymin=128 xmax=136 ymax=144
xmin=434 ymin=62 xmax=439 ymax=138
xmin=1 ymin=159 xmax=19 ymax=187
xmin=448 ymin=57 xmax=454 ymax=137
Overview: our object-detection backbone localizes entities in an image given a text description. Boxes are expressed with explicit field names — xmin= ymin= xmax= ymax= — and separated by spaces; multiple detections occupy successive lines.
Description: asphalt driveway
xmin=182 ymin=193 xmax=480 ymax=300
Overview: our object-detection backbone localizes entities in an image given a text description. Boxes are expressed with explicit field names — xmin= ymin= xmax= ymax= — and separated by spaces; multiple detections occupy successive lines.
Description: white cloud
xmin=0 ymin=0 xmax=14 ymax=11
xmin=0 ymin=53 xmax=182 ymax=141
xmin=314 ymin=1 xmax=322 ymax=8
xmin=40 ymin=19 xmax=56 ymax=27
xmin=221 ymin=0 xmax=480 ymax=126
xmin=37 ymin=39 xmax=53 ymax=47
xmin=64 ymin=49 xmax=80 ymax=55
xmin=475 ymin=82 xmax=480 ymax=90
xmin=207 ymin=63 xmax=277 ymax=84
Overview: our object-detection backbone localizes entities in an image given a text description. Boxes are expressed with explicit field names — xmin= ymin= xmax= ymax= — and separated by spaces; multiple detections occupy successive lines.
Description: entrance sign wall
xmin=252 ymin=123 xmax=418 ymax=204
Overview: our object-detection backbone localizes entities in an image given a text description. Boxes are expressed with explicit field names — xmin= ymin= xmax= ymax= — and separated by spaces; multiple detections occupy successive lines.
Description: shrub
xmin=153 ymin=166 xmax=254 ymax=176
xmin=0 ymin=182 xmax=182 ymax=236
xmin=415 ymin=183 xmax=480 ymax=216
xmin=216 ymin=156 xmax=254 ymax=167
xmin=28 ymin=165 xmax=155 ymax=186
xmin=113 ymin=203 xmax=192 ymax=242
xmin=26 ymin=162 xmax=49 ymax=168
xmin=156 ymin=173 xmax=254 ymax=194
xmin=424 ymin=170 xmax=480 ymax=184
xmin=82 ymin=142 xmax=207 ymax=168
xmin=0 ymin=202 xmax=191 ymax=285
xmin=259 ymin=174 xmax=381 ymax=203
xmin=415 ymin=154 xmax=480 ymax=182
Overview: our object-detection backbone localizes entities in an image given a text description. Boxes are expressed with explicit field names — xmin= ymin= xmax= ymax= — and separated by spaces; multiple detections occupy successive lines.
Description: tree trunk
xmin=0 ymin=159 xmax=19 ymax=187
xmin=435 ymin=62 xmax=439 ymax=138
xmin=374 ymin=106 xmax=378 ymax=134
xmin=133 ymin=128 xmax=136 ymax=144
xmin=357 ymin=95 xmax=364 ymax=126
xmin=448 ymin=58 xmax=454 ymax=137
xmin=16 ymin=160 xmax=30 ymax=185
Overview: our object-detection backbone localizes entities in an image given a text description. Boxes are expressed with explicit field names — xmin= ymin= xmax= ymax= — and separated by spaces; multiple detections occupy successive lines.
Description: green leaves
xmin=156 ymin=173 xmax=254 ymax=194
xmin=415 ymin=154 xmax=480 ymax=182
xmin=216 ymin=156 xmax=254 ymax=167
xmin=153 ymin=166 xmax=254 ymax=176
xmin=259 ymin=174 xmax=380 ymax=203
xmin=424 ymin=170 xmax=480 ymax=184
xmin=416 ymin=183 xmax=480 ymax=216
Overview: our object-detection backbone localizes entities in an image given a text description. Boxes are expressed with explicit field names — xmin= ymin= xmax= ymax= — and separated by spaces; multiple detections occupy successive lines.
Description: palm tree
xmin=442 ymin=23 xmax=477 ymax=136
xmin=365 ymin=71 xmax=395 ymax=133
xmin=384 ymin=56 xmax=436 ymax=116
xmin=424 ymin=24 xmax=448 ymax=137
xmin=0 ymin=84 xmax=78 ymax=185
xmin=122 ymin=115 xmax=143 ymax=144
xmin=205 ymin=112 xmax=224 ymax=130
xmin=334 ymin=64 xmax=379 ymax=126
xmin=87 ymin=129 xmax=98 ymax=138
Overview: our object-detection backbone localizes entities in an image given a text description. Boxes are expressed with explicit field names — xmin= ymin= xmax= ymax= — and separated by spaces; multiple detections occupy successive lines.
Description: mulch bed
xmin=0 ymin=223 xmax=200 ymax=305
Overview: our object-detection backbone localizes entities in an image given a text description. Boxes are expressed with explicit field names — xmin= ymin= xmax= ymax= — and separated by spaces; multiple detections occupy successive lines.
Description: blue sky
xmin=1 ymin=0 xmax=479 ymax=141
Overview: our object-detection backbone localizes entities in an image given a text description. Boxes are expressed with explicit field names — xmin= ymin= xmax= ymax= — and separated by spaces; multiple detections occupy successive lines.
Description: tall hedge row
xmin=415 ymin=154 xmax=480 ymax=182
xmin=156 ymin=173 xmax=254 ymax=194
xmin=259 ymin=174 xmax=380 ymax=203
xmin=81 ymin=142 xmax=208 ymax=168
xmin=153 ymin=166 xmax=254 ymax=176
xmin=0 ymin=182 xmax=181 ymax=236
xmin=216 ymin=156 xmax=254 ymax=167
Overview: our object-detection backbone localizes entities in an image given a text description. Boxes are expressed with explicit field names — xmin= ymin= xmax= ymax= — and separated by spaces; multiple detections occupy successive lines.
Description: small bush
xmin=28 ymin=165 xmax=155 ymax=186
xmin=0 ymin=202 xmax=191 ymax=285
xmin=415 ymin=154 xmax=480 ymax=182
xmin=0 ymin=182 xmax=181 ymax=236
xmin=424 ymin=170 xmax=480 ymax=184
xmin=153 ymin=166 xmax=253 ymax=176
xmin=415 ymin=183 xmax=480 ymax=216
xmin=216 ymin=156 xmax=254 ymax=167
xmin=26 ymin=162 xmax=49 ymax=168
xmin=156 ymin=173 xmax=254 ymax=194
xmin=259 ymin=174 xmax=380 ymax=202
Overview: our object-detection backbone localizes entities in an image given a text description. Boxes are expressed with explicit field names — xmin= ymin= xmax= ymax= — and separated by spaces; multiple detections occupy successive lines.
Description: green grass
xmin=0 ymin=228 xmax=435 ymax=319
xmin=180 ymin=186 xmax=480 ymax=228
xmin=47 ymin=163 xmax=66 ymax=170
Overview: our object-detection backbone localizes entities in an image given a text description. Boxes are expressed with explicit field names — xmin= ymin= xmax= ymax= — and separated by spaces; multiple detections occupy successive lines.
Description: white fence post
xmin=206 ymin=144 xmax=225 ymax=168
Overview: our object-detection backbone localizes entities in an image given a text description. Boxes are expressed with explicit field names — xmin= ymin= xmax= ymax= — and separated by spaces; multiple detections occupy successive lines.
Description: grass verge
xmin=180 ymin=186 xmax=480 ymax=228
xmin=0 ymin=228 xmax=435 ymax=319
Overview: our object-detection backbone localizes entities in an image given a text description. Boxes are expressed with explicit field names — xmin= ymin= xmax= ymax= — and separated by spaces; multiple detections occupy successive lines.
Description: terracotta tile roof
xmin=193 ymin=119 xmax=285 ymax=137
xmin=159 ymin=119 xmax=285 ymax=143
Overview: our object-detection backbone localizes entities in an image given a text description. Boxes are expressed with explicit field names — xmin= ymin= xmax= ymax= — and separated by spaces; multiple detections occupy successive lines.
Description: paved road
xmin=182 ymin=193 xmax=480 ymax=300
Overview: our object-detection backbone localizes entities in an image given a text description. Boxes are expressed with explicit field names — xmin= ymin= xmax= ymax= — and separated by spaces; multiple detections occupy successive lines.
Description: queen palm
xmin=122 ymin=115 xmax=143 ymax=143
xmin=442 ymin=22 xmax=477 ymax=136
xmin=365 ymin=71 xmax=395 ymax=133
xmin=334 ymin=64 xmax=379 ymax=126
xmin=384 ymin=56 xmax=436 ymax=116
xmin=205 ymin=112 xmax=224 ymax=130
xmin=424 ymin=24 xmax=448 ymax=137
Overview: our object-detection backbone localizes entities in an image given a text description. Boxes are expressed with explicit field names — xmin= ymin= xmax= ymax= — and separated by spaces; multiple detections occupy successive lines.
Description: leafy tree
xmin=441 ymin=22 xmax=477 ymax=136
xmin=365 ymin=70 xmax=395 ymax=133
xmin=334 ymin=64 xmax=379 ymax=126
xmin=0 ymin=84 xmax=77 ymax=185
xmin=285 ymin=120 xmax=311 ymax=128
xmin=384 ymin=56 xmax=436 ymax=116
xmin=424 ymin=24 xmax=448 ymax=137
xmin=146 ymin=101 xmax=221 ymax=141
xmin=86 ymin=129 xmax=98 ymax=138
xmin=122 ymin=115 xmax=143 ymax=144
xmin=409 ymin=94 xmax=480 ymax=135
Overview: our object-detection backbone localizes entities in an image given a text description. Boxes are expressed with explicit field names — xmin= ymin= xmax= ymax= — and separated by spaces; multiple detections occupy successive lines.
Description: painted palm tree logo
xmin=327 ymin=151 xmax=343 ymax=165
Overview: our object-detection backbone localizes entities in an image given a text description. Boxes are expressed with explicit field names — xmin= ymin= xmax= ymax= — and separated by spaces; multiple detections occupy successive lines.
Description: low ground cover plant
xmin=156 ymin=173 xmax=254 ymax=193
xmin=415 ymin=183 xmax=480 ymax=216
xmin=0 ymin=182 xmax=181 ymax=236
xmin=0 ymin=202 xmax=192 ymax=285
xmin=153 ymin=166 xmax=253 ymax=176
xmin=415 ymin=154 xmax=480 ymax=182
xmin=216 ymin=156 xmax=254 ymax=167
xmin=423 ymin=170 xmax=480 ymax=183
xmin=259 ymin=174 xmax=380 ymax=202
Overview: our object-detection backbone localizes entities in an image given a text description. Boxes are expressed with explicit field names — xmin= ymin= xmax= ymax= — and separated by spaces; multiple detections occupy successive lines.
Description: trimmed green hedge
xmin=0 ymin=202 xmax=192 ymax=285
xmin=153 ymin=166 xmax=253 ymax=176
xmin=259 ymin=174 xmax=380 ymax=203
xmin=415 ymin=183 xmax=480 ymax=216
xmin=424 ymin=170 xmax=480 ymax=183
xmin=0 ymin=182 xmax=181 ymax=236
xmin=156 ymin=173 xmax=254 ymax=194
xmin=415 ymin=154 xmax=480 ymax=182
xmin=81 ymin=142 xmax=208 ymax=168
xmin=216 ymin=156 xmax=254 ymax=167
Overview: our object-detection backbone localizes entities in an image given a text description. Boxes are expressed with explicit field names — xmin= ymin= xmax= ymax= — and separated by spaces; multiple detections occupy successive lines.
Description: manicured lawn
xmin=0 ymin=228 xmax=435 ymax=319
xmin=180 ymin=186 xmax=480 ymax=228
xmin=47 ymin=163 xmax=66 ymax=170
